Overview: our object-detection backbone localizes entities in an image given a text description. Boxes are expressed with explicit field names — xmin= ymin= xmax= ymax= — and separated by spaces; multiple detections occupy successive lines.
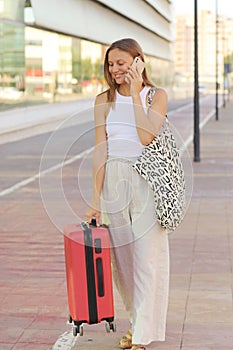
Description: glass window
xmin=1 ymin=0 xmax=24 ymax=21
xmin=0 ymin=21 xmax=25 ymax=108
xmin=0 ymin=0 xmax=174 ymax=109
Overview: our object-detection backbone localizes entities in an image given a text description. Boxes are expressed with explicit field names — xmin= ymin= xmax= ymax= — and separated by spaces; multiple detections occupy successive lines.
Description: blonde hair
xmin=103 ymin=38 xmax=154 ymax=103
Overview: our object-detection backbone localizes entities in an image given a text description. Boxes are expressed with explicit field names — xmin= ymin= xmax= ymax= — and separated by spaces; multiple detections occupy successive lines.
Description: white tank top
xmin=106 ymin=86 xmax=150 ymax=158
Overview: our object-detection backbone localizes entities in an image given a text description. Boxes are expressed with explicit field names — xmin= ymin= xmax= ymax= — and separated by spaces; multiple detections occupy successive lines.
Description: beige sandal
xmin=119 ymin=328 xmax=132 ymax=349
xmin=131 ymin=346 xmax=146 ymax=350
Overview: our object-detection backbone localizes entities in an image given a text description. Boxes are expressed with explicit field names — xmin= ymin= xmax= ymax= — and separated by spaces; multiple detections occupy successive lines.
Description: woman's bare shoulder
xmin=94 ymin=90 xmax=111 ymax=123
xmin=95 ymin=89 xmax=109 ymax=105
xmin=151 ymin=87 xmax=168 ymax=108
xmin=154 ymin=87 xmax=168 ymax=99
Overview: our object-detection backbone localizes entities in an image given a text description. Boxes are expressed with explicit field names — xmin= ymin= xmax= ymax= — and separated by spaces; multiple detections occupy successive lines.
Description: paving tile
xmin=17 ymin=328 xmax=61 ymax=345
xmin=190 ymin=273 xmax=232 ymax=291
xmin=192 ymin=251 xmax=231 ymax=273
xmin=1 ymin=289 xmax=67 ymax=316
xmin=0 ymin=286 xmax=13 ymax=298
xmin=0 ymin=314 xmax=35 ymax=328
xmin=7 ymin=284 xmax=64 ymax=297
xmin=0 ymin=327 xmax=24 ymax=344
xmin=169 ymin=273 xmax=190 ymax=290
xmin=182 ymin=348 xmax=233 ymax=350
xmin=12 ymin=343 xmax=51 ymax=350
xmin=194 ymin=235 xmax=229 ymax=253
xmin=0 ymin=344 xmax=14 ymax=350
xmin=29 ymin=314 xmax=66 ymax=330
xmin=170 ymin=256 xmax=193 ymax=274
xmin=185 ymin=290 xmax=232 ymax=324
xmin=181 ymin=323 xmax=233 ymax=348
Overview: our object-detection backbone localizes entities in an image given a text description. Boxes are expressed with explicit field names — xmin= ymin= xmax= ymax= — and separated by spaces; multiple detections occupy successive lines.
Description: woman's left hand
xmin=125 ymin=65 xmax=143 ymax=96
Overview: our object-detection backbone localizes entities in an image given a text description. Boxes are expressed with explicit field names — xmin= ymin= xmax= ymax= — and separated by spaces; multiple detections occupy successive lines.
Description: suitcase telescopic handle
xmin=80 ymin=221 xmax=89 ymax=230
xmin=80 ymin=218 xmax=97 ymax=231
xmin=91 ymin=218 xmax=97 ymax=227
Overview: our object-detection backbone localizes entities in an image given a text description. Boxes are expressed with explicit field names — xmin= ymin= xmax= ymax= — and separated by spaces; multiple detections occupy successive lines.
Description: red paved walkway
xmin=0 ymin=96 xmax=233 ymax=349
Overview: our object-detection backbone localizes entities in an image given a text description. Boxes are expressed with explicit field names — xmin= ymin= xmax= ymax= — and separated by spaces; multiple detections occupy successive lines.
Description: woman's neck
xmin=117 ymin=84 xmax=131 ymax=96
xmin=117 ymin=83 xmax=144 ymax=96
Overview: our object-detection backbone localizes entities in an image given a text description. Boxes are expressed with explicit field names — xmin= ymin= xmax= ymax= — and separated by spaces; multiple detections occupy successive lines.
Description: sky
xmin=173 ymin=0 xmax=233 ymax=19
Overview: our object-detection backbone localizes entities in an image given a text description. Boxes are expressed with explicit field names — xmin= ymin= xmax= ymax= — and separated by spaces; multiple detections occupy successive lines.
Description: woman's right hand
xmin=85 ymin=200 xmax=101 ymax=226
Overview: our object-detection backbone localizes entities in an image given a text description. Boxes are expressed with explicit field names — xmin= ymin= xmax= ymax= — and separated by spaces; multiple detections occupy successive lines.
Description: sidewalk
xmin=70 ymin=99 xmax=233 ymax=350
xmin=0 ymin=98 xmax=94 ymax=145
xmin=0 ymin=97 xmax=232 ymax=349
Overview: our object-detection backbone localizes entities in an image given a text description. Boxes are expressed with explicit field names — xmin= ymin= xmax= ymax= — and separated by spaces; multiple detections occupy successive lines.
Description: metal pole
xmin=216 ymin=0 xmax=219 ymax=120
xmin=223 ymin=67 xmax=226 ymax=108
xmin=194 ymin=0 xmax=200 ymax=162
xmin=222 ymin=24 xmax=226 ymax=108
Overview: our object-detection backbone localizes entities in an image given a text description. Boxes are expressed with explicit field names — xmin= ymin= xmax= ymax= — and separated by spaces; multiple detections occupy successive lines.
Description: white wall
xmin=30 ymin=0 xmax=174 ymax=61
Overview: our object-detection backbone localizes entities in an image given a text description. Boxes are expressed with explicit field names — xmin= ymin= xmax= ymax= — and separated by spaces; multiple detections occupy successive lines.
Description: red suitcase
xmin=64 ymin=220 xmax=115 ymax=336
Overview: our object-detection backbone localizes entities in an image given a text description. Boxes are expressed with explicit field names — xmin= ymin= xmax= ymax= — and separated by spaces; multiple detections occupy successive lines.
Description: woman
xmin=86 ymin=38 xmax=170 ymax=350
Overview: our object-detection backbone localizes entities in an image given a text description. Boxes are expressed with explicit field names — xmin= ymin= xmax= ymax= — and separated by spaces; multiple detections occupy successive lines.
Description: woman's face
xmin=108 ymin=48 xmax=133 ymax=85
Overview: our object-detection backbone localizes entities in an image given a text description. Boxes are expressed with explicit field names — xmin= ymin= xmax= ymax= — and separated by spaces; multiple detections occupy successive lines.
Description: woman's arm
xmin=125 ymin=65 xmax=168 ymax=145
xmin=132 ymin=87 xmax=168 ymax=145
xmin=86 ymin=92 xmax=108 ymax=226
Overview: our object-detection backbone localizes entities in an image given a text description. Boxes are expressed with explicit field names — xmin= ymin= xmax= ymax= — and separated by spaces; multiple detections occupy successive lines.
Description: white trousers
xmin=102 ymin=158 xmax=170 ymax=345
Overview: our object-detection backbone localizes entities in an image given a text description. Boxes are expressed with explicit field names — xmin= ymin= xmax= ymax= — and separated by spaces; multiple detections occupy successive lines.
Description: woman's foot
xmin=119 ymin=328 xmax=132 ymax=349
xmin=131 ymin=345 xmax=146 ymax=350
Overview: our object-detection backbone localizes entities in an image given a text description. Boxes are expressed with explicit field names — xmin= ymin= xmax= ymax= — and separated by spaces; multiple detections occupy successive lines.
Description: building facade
xmin=175 ymin=10 xmax=233 ymax=94
xmin=0 ymin=0 xmax=174 ymax=109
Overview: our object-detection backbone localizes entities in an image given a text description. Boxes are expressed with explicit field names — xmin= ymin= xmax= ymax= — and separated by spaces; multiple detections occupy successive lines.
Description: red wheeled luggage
xmin=64 ymin=220 xmax=115 ymax=336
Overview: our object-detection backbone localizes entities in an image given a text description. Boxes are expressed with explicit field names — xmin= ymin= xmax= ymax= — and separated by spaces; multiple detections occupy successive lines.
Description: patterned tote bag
xmin=132 ymin=88 xmax=186 ymax=232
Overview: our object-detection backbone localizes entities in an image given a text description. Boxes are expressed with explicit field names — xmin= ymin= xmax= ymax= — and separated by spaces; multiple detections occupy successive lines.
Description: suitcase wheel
xmin=68 ymin=315 xmax=72 ymax=324
xmin=111 ymin=322 xmax=116 ymax=332
xmin=73 ymin=326 xmax=78 ymax=336
xmin=79 ymin=325 xmax=84 ymax=336
xmin=73 ymin=324 xmax=84 ymax=337
xmin=105 ymin=321 xmax=116 ymax=333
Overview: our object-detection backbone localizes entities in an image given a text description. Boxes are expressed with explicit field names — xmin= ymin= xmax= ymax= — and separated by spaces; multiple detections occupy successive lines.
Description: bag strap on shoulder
xmin=148 ymin=87 xmax=168 ymax=119
xmin=147 ymin=87 xmax=157 ymax=106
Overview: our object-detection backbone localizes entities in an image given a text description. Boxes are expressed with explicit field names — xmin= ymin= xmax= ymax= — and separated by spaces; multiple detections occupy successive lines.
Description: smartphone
xmin=131 ymin=57 xmax=145 ymax=74
xmin=125 ymin=57 xmax=145 ymax=84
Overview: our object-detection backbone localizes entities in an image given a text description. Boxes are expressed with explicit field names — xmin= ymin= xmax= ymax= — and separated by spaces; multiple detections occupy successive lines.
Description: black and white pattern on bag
xmin=132 ymin=88 xmax=186 ymax=232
